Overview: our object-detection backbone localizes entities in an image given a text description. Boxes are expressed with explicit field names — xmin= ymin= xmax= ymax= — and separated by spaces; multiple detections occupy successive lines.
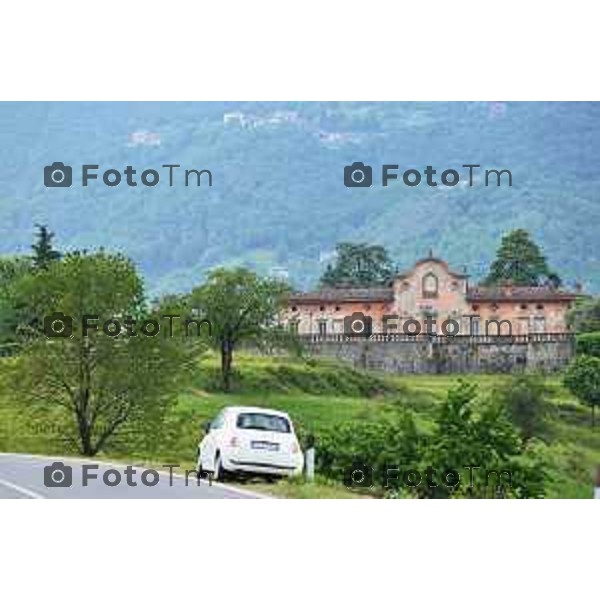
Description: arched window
xmin=422 ymin=272 xmax=439 ymax=298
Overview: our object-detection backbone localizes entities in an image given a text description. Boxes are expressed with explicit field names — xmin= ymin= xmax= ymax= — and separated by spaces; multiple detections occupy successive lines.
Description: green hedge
xmin=576 ymin=332 xmax=600 ymax=358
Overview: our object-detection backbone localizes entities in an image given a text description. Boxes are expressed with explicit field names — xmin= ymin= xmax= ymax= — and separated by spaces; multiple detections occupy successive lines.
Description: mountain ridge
xmin=0 ymin=101 xmax=598 ymax=295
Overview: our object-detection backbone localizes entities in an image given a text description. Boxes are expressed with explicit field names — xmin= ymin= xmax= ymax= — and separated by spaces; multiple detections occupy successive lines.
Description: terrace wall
xmin=296 ymin=333 xmax=575 ymax=374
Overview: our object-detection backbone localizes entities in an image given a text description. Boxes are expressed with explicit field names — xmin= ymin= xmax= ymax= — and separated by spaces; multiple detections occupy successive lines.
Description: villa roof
xmin=466 ymin=286 xmax=580 ymax=302
xmin=287 ymin=284 xmax=581 ymax=305
xmin=287 ymin=287 xmax=394 ymax=304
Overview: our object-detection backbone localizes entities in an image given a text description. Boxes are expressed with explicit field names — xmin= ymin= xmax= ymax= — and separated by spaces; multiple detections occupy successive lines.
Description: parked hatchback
xmin=197 ymin=406 xmax=304 ymax=480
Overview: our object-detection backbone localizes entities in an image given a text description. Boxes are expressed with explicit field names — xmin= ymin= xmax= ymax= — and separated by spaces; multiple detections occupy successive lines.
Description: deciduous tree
xmin=563 ymin=355 xmax=600 ymax=427
xmin=189 ymin=268 xmax=289 ymax=392
xmin=319 ymin=242 xmax=394 ymax=288
xmin=7 ymin=251 xmax=200 ymax=456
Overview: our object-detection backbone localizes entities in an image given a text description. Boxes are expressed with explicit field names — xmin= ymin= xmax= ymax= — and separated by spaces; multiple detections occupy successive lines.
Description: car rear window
xmin=236 ymin=413 xmax=291 ymax=433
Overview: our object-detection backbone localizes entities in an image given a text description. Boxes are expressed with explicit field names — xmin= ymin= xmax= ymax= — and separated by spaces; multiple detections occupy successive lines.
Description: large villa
xmin=282 ymin=255 xmax=581 ymax=337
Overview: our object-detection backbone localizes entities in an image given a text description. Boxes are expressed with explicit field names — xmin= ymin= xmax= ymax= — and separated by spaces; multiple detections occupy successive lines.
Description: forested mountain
xmin=0 ymin=102 xmax=598 ymax=294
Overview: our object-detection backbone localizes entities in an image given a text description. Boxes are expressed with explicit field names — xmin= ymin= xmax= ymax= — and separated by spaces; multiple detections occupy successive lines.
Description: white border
xmin=2 ymin=500 xmax=598 ymax=599
xmin=1 ymin=1 xmax=599 ymax=100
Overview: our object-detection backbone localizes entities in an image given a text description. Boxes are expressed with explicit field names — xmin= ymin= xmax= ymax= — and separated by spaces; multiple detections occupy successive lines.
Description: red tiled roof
xmin=286 ymin=284 xmax=581 ymax=305
xmin=287 ymin=287 xmax=394 ymax=304
xmin=466 ymin=286 xmax=579 ymax=302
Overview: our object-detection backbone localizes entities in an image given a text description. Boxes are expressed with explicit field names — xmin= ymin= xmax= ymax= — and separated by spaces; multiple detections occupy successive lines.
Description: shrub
xmin=576 ymin=332 xmax=600 ymax=358
xmin=421 ymin=380 xmax=546 ymax=498
xmin=312 ymin=410 xmax=421 ymax=490
xmin=492 ymin=375 xmax=553 ymax=442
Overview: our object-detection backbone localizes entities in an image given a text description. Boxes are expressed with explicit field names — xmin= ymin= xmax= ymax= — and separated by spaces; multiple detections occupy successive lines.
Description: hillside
xmin=0 ymin=102 xmax=598 ymax=294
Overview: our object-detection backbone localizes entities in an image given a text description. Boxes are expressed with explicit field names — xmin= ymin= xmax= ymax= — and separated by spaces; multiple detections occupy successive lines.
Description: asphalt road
xmin=0 ymin=453 xmax=264 ymax=499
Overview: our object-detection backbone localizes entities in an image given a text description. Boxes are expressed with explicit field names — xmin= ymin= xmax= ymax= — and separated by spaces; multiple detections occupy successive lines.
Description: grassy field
xmin=1 ymin=353 xmax=599 ymax=498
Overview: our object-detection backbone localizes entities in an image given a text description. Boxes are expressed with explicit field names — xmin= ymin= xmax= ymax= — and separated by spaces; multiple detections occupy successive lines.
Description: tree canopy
xmin=567 ymin=297 xmax=600 ymax=333
xmin=319 ymin=242 xmax=394 ymax=288
xmin=563 ymin=355 xmax=600 ymax=427
xmin=483 ymin=229 xmax=561 ymax=287
xmin=6 ymin=251 xmax=200 ymax=456
xmin=189 ymin=267 xmax=289 ymax=391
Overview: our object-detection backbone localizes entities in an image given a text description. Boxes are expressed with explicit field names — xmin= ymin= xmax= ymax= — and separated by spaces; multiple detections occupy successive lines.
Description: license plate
xmin=251 ymin=441 xmax=279 ymax=451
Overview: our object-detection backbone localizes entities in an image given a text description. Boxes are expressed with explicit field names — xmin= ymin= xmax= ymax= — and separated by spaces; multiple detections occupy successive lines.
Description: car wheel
xmin=213 ymin=453 xmax=225 ymax=482
xmin=196 ymin=457 xmax=206 ymax=481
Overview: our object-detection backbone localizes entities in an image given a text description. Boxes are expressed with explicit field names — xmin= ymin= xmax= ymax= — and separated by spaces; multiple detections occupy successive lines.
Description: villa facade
xmin=282 ymin=256 xmax=580 ymax=337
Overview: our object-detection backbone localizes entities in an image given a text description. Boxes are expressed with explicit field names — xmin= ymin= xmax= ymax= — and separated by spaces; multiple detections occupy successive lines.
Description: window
xmin=291 ymin=306 xmax=298 ymax=312
xmin=518 ymin=317 xmax=529 ymax=334
xmin=536 ymin=304 xmax=544 ymax=311
xmin=210 ymin=410 xmax=226 ymax=430
xmin=470 ymin=318 xmax=480 ymax=336
xmin=236 ymin=413 xmax=291 ymax=433
xmin=318 ymin=321 xmax=327 ymax=336
xmin=422 ymin=273 xmax=439 ymax=298
xmin=319 ymin=305 xmax=325 ymax=312
xmin=289 ymin=320 xmax=299 ymax=334
xmin=533 ymin=316 xmax=546 ymax=333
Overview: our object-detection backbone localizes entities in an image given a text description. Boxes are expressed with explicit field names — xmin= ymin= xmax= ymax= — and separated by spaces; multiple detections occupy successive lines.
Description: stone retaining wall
xmin=296 ymin=334 xmax=574 ymax=374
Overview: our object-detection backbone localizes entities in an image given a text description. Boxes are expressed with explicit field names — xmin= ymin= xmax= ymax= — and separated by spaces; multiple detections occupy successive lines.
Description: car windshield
xmin=236 ymin=413 xmax=291 ymax=433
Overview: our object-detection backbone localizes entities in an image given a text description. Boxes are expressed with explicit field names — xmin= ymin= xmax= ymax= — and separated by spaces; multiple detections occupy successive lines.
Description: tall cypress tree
xmin=31 ymin=224 xmax=61 ymax=270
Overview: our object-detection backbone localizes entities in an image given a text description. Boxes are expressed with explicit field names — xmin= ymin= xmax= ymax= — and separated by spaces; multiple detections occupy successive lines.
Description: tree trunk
xmin=77 ymin=337 xmax=96 ymax=455
xmin=221 ymin=339 xmax=233 ymax=392
xmin=77 ymin=414 xmax=95 ymax=456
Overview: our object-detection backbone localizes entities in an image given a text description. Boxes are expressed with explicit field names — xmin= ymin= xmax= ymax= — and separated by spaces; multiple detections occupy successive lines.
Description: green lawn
xmin=1 ymin=353 xmax=599 ymax=498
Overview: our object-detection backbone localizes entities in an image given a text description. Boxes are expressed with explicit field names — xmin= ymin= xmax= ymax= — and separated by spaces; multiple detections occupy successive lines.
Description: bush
xmin=492 ymin=375 xmax=554 ymax=442
xmin=311 ymin=381 xmax=548 ymax=498
xmin=420 ymin=381 xmax=546 ymax=498
xmin=313 ymin=410 xmax=421 ymax=489
xmin=576 ymin=332 xmax=600 ymax=358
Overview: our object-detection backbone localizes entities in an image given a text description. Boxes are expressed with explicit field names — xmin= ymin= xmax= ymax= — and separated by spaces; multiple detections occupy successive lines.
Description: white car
xmin=197 ymin=406 xmax=304 ymax=481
